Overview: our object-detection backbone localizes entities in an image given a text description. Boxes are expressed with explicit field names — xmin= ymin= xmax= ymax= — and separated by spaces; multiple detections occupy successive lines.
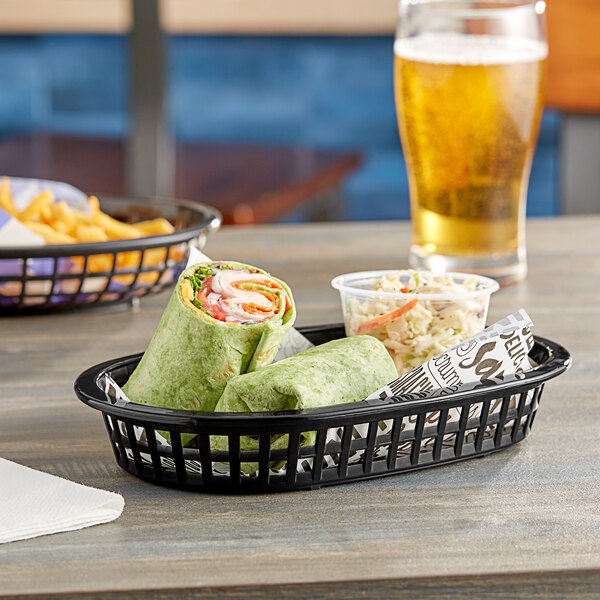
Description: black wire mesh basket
xmin=74 ymin=324 xmax=570 ymax=494
xmin=0 ymin=196 xmax=221 ymax=314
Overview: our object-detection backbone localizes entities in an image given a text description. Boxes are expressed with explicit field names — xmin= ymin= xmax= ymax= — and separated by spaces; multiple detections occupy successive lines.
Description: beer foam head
xmin=394 ymin=33 xmax=548 ymax=65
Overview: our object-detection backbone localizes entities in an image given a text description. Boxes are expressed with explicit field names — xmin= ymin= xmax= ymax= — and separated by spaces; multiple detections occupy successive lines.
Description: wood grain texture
xmin=1 ymin=217 xmax=600 ymax=599
xmin=0 ymin=0 xmax=397 ymax=34
xmin=2 ymin=569 xmax=600 ymax=600
xmin=162 ymin=0 xmax=397 ymax=35
xmin=0 ymin=0 xmax=130 ymax=34
xmin=546 ymin=0 xmax=600 ymax=112
xmin=0 ymin=135 xmax=361 ymax=225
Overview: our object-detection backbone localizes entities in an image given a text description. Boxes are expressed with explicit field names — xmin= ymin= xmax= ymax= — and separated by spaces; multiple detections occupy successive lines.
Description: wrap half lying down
xmin=123 ymin=261 xmax=295 ymax=412
xmin=211 ymin=335 xmax=398 ymax=456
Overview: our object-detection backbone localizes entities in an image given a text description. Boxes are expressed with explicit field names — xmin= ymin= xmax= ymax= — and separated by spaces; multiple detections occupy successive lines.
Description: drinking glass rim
xmin=402 ymin=0 xmax=546 ymax=19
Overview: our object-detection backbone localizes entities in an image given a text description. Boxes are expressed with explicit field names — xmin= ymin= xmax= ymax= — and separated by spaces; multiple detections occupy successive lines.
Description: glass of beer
xmin=394 ymin=0 xmax=547 ymax=283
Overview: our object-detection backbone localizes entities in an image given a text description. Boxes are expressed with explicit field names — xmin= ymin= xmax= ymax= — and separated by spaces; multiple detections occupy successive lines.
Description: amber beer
xmin=394 ymin=33 xmax=547 ymax=271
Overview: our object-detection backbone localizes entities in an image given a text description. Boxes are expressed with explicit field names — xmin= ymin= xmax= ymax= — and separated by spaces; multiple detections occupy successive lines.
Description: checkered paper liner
xmin=102 ymin=309 xmax=535 ymax=478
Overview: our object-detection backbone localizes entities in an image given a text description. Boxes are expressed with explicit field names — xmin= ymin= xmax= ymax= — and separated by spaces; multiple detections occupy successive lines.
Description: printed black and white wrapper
xmin=317 ymin=308 xmax=535 ymax=472
xmin=101 ymin=308 xmax=535 ymax=478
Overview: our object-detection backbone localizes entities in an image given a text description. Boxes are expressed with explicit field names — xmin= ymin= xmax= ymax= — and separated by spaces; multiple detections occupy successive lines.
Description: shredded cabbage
xmin=346 ymin=270 xmax=487 ymax=375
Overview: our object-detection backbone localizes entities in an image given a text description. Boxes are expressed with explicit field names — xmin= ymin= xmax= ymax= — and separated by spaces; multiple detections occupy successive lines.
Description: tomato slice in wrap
xmin=122 ymin=261 xmax=296 ymax=414
xmin=182 ymin=268 xmax=292 ymax=324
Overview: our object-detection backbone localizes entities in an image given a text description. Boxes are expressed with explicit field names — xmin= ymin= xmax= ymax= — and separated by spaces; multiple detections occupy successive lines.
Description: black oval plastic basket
xmin=0 ymin=196 xmax=221 ymax=314
xmin=74 ymin=324 xmax=570 ymax=493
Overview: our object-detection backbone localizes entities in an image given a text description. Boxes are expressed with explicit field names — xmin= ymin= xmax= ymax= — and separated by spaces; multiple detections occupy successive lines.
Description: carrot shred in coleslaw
xmin=347 ymin=270 xmax=488 ymax=375
xmin=356 ymin=299 xmax=418 ymax=334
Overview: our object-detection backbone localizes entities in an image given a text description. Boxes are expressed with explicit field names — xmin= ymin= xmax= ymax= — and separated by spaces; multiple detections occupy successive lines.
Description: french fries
xmin=88 ymin=197 xmax=142 ymax=240
xmin=24 ymin=221 xmax=77 ymax=244
xmin=0 ymin=180 xmax=176 ymax=245
xmin=0 ymin=177 xmax=184 ymax=281
xmin=75 ymin=223 xmax=109 ymax=243
xmin=0 ymin=177 xmax=17 ymax=217
xmin=133 ymin=217 xmax=174 ymax=235
xmin=51 ymin=200 xmax=78 ymax=235
xmin=19 ymin=190 xmax=54 ymax=222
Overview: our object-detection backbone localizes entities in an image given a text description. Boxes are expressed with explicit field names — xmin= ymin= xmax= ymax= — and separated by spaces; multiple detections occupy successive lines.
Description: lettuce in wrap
xmin=122 ymin=261 xmax=296 ymax=411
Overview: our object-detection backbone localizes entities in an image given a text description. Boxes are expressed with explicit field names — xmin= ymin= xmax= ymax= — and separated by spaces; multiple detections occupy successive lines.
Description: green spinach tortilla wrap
xmin=122 ymin=261 xmax=296 ymax=411
xmin=211 ymin=335 xmax=398 ymax=458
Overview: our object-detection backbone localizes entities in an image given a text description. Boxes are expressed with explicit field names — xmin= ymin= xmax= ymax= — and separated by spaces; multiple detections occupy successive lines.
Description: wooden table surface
xmin=0 ymin=134 xmax=361 ymax=224
xmin=1 ymin=217 xmax=599 ymax=599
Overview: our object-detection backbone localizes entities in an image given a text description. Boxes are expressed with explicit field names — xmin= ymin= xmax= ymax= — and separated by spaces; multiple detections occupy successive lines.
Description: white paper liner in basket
xmin=102 ymin=309 xmax=535 ymax=479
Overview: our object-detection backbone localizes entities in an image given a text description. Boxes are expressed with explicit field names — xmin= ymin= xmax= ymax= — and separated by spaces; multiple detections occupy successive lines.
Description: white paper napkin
xmin=0 ymin=458 xmax=124 ymax=544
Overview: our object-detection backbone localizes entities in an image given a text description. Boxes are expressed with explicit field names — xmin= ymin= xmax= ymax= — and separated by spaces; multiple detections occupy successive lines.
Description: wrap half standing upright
xmin=122 ymin=261 xmax=296 ymax=411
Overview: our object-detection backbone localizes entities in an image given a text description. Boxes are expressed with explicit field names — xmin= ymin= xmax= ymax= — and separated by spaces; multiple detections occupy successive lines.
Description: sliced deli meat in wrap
xmin=122 ymin=261 xmax=296 ymax=412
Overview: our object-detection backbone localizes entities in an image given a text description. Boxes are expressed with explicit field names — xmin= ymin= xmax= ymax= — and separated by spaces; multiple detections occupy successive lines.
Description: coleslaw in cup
xmin=331 ymin=269 xmax=499 ymax=375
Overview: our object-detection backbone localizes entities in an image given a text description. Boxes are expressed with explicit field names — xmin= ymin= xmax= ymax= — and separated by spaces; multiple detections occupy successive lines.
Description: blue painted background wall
xmin=0 ymin=34 xmax=559 ymax=219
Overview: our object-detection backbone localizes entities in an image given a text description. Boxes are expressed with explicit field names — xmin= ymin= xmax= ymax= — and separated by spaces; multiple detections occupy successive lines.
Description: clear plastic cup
xmin=331 ymin=270 xmax=499 ymax=375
